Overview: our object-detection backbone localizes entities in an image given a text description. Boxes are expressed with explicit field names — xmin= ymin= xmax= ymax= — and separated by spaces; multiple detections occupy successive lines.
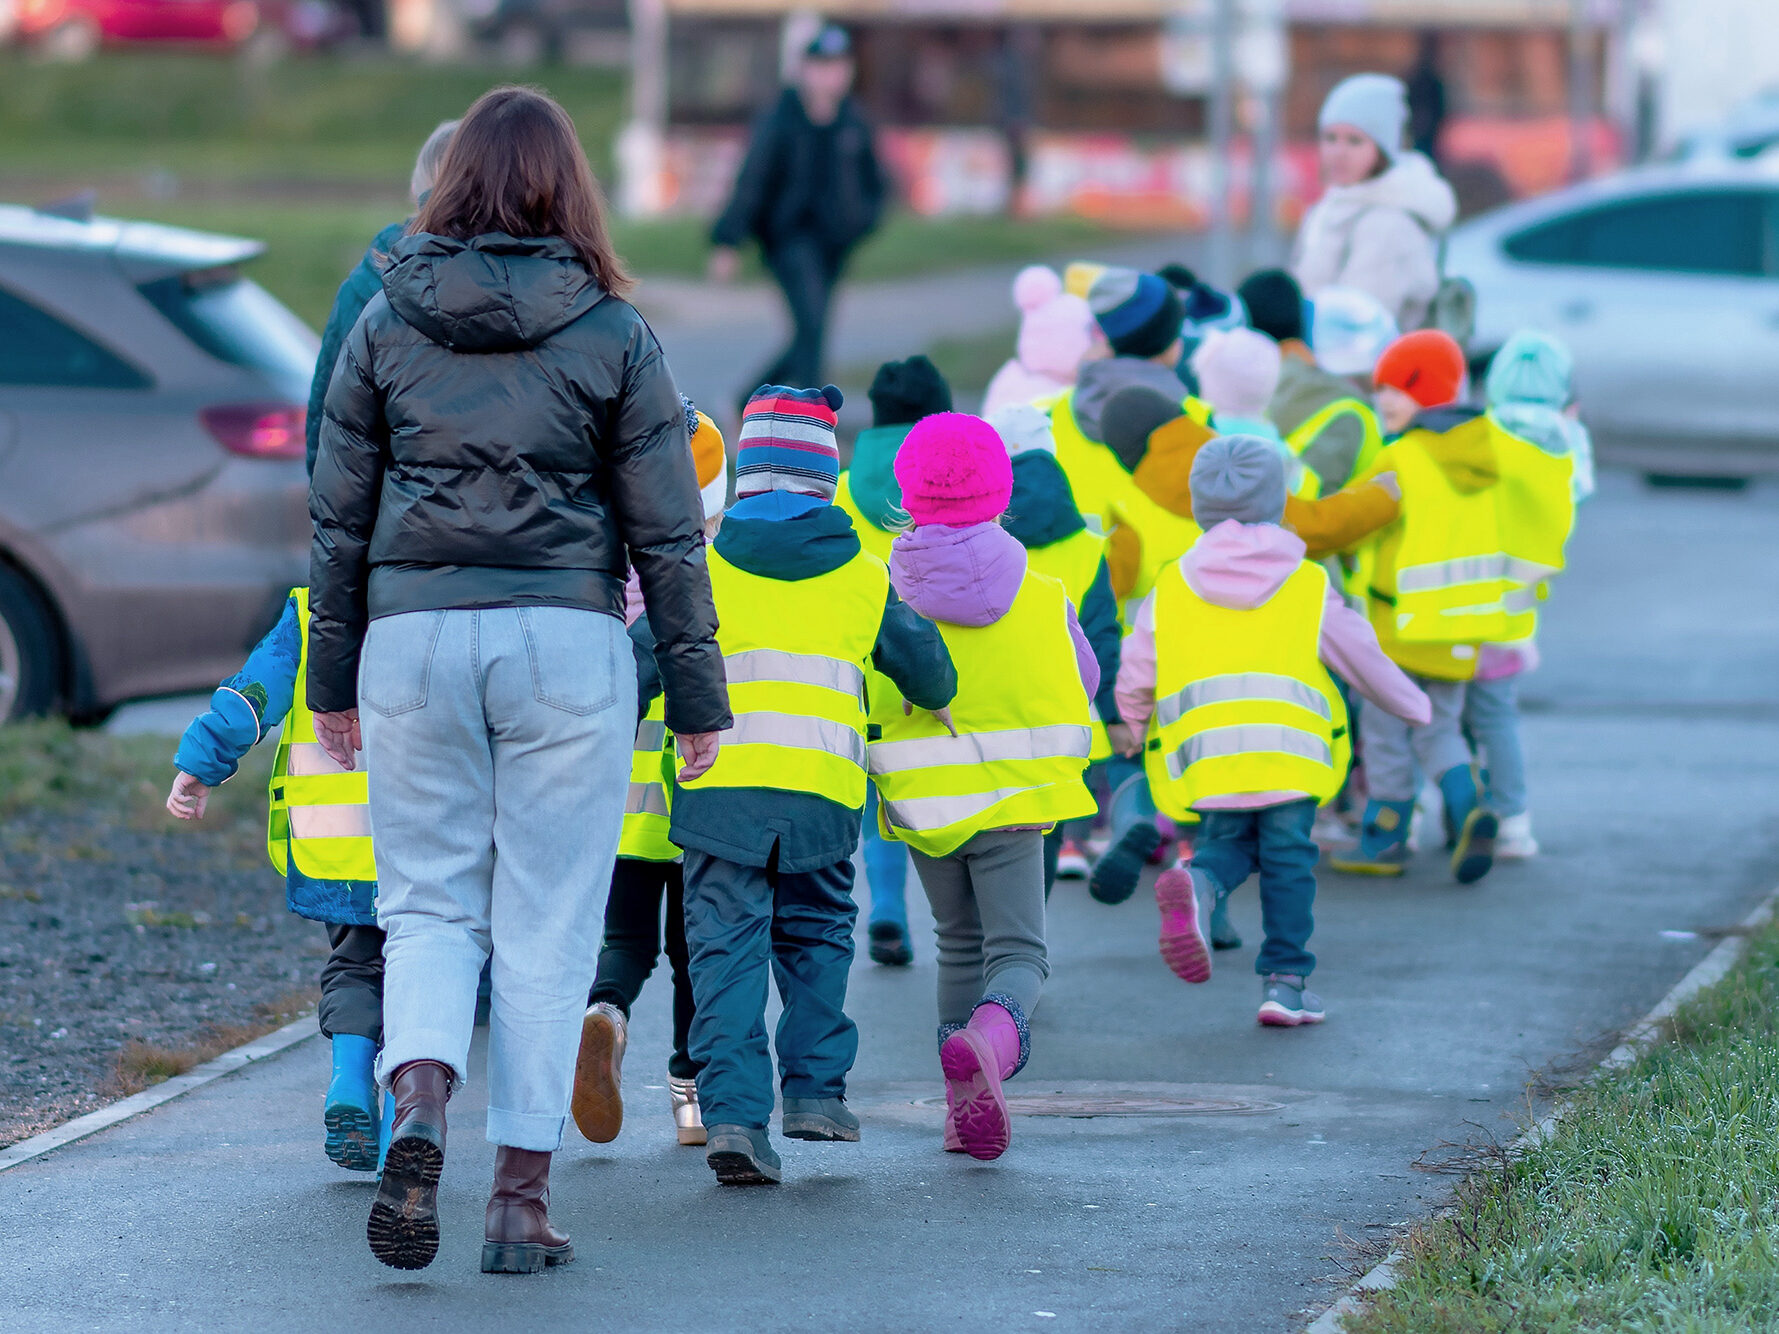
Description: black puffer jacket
xmin=308 ymin=232 xmax=730 ymax=736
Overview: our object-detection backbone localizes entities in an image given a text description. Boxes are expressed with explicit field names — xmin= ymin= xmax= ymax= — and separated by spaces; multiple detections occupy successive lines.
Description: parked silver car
xmin=1445 ymin=161 xmax=1779 ymax=476
xmin=0 ymin=204 xmax=313 ymax=721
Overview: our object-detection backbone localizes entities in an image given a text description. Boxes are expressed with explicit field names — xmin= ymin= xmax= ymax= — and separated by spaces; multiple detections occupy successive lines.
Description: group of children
xmin=166 ymin=254 xmax=1584 ymax=1198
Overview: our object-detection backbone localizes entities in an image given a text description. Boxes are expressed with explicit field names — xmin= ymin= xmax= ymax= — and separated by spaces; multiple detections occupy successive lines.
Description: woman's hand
xmin=676 ymin=731 xmax=722 ymax=781
xmin=312 ymin=709 xmax=362 ymax=771
xmin=166 ymin=772 xmax=210 ymax=821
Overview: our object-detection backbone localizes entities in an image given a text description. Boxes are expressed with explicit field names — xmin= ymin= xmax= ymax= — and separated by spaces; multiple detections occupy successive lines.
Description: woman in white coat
xmin=1293 ymin=73 xmax=1458 ymax=334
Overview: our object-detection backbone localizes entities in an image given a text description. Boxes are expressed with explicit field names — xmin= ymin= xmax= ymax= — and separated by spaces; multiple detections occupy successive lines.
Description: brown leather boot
xmin=366 ymin=1060 xmax=452 ymax=1271
xmin=482 ymin=1146 xmax=575 ymax=1274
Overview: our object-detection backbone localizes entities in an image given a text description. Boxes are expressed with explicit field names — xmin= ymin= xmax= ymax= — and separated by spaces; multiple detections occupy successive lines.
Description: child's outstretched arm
xmin=1317 ymin=585 xmax=1432 ymax=726
xmin=1112 ymin=592 xmax=1159 ymax=756
xmin=166 ymin=594 xmax=303 ymax=820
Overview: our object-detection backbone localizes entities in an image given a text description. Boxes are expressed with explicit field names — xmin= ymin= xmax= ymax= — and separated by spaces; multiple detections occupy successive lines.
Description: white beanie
xmin=1310 ymin=286 xmax=1400 ymax=377
xmin=987 ymin=402 xmax=1055 ymax=457
xmin=1190 ymin=327 xmax=1282 ymax=420
xmin=1318 ymin=73 xmax=1407 ymax=162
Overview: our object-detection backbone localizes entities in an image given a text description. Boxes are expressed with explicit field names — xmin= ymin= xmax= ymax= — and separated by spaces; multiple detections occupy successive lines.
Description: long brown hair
xmin=413 ymin=85 xmax=632 ymax=297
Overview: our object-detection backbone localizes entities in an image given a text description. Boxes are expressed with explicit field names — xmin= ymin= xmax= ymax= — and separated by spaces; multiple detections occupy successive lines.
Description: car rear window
xmin=0 ymin=286 xmax=151 ymax=389
xmin=138 ymin=268 xmax=318 ymax=399
xmin=1504 ymin=191 xmax=1767 ymax=276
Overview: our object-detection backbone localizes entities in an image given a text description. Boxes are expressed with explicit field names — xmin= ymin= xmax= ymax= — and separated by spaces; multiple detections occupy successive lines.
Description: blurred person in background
xmin=1405 ymin=33 xmax=1448 ymax=164
xmin=707 ymin=24 xmax=887 ymax=394
xmin=308 ymin=86 xmax=729 ymax=1275
xmin=1293 ymin=74 xmax=1457 ymax=334
xmin=305 ymin=119 xmax=458 ymax=477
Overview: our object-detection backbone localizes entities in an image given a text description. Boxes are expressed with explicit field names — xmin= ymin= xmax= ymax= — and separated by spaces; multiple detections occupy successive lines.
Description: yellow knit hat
xmin=690 ymin=409 xmax=728 ymax=520
xmin=1063 ymin=261 xmax=1108 ymax=299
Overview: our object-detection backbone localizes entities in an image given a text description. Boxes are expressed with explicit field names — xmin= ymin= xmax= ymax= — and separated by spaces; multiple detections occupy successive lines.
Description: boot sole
xmin=1156 ymin=868 xmax=1212 ymax=984
xmin=481 ymin=1240 xmax=574 ymax=1274
xmin=1089 ymin=827 xmax=1160 ymax=905
xmin=676 ymin=1125 xmax=708 ymax=1147
xmin=366 ymin=1132 xmax=443 ymax=1271
xmin=939 ymin=1029 xmax=1010 ymax=1161
xmin=706 ymin=1149 xmax=782 ymax=1185
xmin=570 ymin=1010 xmax=623 ymax=1144
xmin=782 ymin=1113 xmax=860 ymax=1142
xmin=1451 ymin=810 xmax=1499 ymax=885
xmin=1258 ymin=1001 xmax=1326 ymax=1027
xmin=1326 ymin=856 xmax=1407 ymax=877
xmin=324 ymin=1102 xmax=379 ymax=1173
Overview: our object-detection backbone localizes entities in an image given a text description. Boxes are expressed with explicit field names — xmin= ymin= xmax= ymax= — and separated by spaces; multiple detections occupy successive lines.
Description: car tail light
xmin=201 ymin=403 xmax=306 ymax=461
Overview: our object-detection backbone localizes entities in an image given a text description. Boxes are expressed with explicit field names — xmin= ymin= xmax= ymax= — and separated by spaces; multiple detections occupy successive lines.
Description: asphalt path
xmin=13 ymin=469 xmax=1779 ymax=1332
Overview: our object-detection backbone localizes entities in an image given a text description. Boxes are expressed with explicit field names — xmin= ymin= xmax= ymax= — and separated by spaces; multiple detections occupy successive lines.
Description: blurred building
xmin=619 ymin=0 xmax=1634 ymax=223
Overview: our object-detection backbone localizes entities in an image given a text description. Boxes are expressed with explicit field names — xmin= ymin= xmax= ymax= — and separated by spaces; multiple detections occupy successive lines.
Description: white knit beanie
xmin=1318 ymin=74 xmax=1407 ymax=162
xmin=987 ymin=403 xmax=1056 ymax=457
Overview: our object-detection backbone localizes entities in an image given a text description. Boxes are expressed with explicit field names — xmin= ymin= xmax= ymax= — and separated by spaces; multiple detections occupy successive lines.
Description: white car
xmin=1444 ymin=161 xmax=1779 ymax=476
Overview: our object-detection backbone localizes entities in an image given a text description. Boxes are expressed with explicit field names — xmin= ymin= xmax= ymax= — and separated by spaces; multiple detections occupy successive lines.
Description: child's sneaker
xmin=324 ymin=1033 xmax=380 ymax=1173
xmin=1439 ymin=765 xmax=1497 ymax=885
xmin=1090 ymin=822 xmax=1163 ymax=904
xmin=570 ymin=1002 xmax=626 ymax=1144
xmin=668 ymin=1074 xmax=706 ymax=1146
xmin=1310 ymin=807 xmax=1356 ymax=850
xmin=1329 ymin=800 xmax=1413 ymax=876
xmin=1155 ymin=866 xmax=1212 ymax=983
xmin=1055 ymin=839 xmax=1090 ymax=880
xmin=1208 ymin=890 xmax=1242 ymax=950
xmin=1495 ymin=812 xmax=1539 ymax=860
xmin=1257 ymin=974 xmax=1325 ymax=1026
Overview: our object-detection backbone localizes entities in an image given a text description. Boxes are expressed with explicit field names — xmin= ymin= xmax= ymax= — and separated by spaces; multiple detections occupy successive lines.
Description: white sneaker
xmin=1055 ymin=838 xmax=1089 ymax=879
xmin=1495 ymin=812 xmax=1539 ymax=859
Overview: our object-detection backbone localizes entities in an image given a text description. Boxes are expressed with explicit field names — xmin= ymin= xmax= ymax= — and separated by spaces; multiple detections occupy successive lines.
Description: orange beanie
xmin=690 ymin=410 xmax=727 ymax=521
xmin=1373 ymin=329 xmax=1466 ymax=409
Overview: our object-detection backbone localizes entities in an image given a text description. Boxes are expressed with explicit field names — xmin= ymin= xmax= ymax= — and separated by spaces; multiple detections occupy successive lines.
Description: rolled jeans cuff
xmin=487 ymin=1107 xmax=567 ymax=1153
xmin=375 ymin=1031 xmax=470 ymax=1094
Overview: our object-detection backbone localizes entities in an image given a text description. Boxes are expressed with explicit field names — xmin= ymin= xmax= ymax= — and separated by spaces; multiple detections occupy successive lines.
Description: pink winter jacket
xmin=1115 ymin=520 xmax=1432 ymax=810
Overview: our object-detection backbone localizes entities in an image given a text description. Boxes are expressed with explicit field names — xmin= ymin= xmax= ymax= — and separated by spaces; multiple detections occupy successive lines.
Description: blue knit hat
xmin=735 ymin=384 xmax=844 ymax=499
xmin=1088 ymin=269 xmax=1184 ymax=359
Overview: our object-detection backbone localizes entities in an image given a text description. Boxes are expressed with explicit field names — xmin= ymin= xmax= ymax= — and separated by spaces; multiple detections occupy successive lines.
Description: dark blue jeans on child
xmin=1190 ymin=797 xmax=1319 ymax=977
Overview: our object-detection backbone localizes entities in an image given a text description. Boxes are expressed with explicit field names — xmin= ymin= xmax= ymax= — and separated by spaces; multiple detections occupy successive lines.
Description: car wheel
xmin=0 ymin=565 xmax=62 ymax=721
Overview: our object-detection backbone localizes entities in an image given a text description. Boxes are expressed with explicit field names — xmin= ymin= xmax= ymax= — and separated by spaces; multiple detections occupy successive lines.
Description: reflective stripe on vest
xmin=869 ymin=570 xmax=1095 ymax=857
xmin=267 ymin=587 xmax=379 ymax=885
xmin=619 ymin=698 xmax=678 ymax=862
xmin=1144 ymin=560 xmax=1349 ymax=818
xmin=681 ymin=547 xmax=888 ymax=807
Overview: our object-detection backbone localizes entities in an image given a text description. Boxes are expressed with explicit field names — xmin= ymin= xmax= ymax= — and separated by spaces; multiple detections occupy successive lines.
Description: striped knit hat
xmin=735 ymin=384 xmax=845 ymax=500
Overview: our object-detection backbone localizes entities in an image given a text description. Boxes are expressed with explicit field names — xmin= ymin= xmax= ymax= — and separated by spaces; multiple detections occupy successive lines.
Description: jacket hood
xmin=714 ymin=492 xmax=862 ymax=580
xmin=1269 ymin=356 xmax=1366 ymax=437
xmin=1132 ymin=414 xmax=1213 ymax=519
xmin=1005 ymin=451 xmax=1086 ymax=549
xmin=890 ymin=521 xmax=1028 ymax=627
xmin=1181 ymin=520 xmax=1308 ymax=609
xmin=381 ymin=232 xmax=608 ymax=353
xmin=1317 ymin=151 xmax=1458 ymax=234
xmin=1073 ymin=356 xmax=1188 ymax=444
xmin=847 ymin=424 xmax=912 ymax=531
xmin=1406 ymin=408 xmax=1499 ymax=494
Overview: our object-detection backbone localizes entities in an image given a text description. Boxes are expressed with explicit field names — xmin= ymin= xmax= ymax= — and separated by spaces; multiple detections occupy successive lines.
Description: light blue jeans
xmin=1463 ymin=675 xmax=1528 ymax=818
xmin=360 ymin=606 xmax=634 ymax=1152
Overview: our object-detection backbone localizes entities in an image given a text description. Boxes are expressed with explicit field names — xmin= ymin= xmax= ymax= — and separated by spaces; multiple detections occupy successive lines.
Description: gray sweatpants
xmin=909 ymin=829 xmax=1049 ymax=1026
xmin=1359 ymin=674 xmax=1472 ymax=802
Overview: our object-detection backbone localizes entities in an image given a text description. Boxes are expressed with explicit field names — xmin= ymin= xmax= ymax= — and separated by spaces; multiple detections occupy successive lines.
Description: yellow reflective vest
xmin=680 ymin=547 xmax=888 ymax=808
xmin=1026 ymin=526 xmax=1114 ymax=763
xmin=267 ymin=588 xmax=378 ymax=883
xmin=1286 ymin=397 xmax=1385 ymax=490
xmin=1144 ymin=560 xmax=1349 ymax=818
xmin=618 ymin=695 xmax=678 ymax=862
xmin=1046 ymin=387 xmax=1211 ymax=539
xmin=870 ymin=569 xmax=1095 ymax=857
xmin=833 ymin=473 xmax=898 ymax=564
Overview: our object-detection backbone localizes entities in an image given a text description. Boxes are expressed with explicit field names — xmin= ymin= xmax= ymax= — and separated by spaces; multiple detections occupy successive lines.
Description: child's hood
xmin=1180 ymin=520 xmax=1309 ymax=609
xmin=891 ymin=521 xmax=1028 ymax=627
xmin=847 ymin=423 xmax=913 ymax=532
xmin=1132 ymin=414 xmax=1214 ymax=519
xmin=1406 ymin=407 xmax=1499 ymax=495
xmin=713 ymin=492 xmax=862 ymax=580
xmin=1074 ymin=356 xmax=1188 ymax=444
xmin=1004 ymin=451 xmax=1087 ymax=550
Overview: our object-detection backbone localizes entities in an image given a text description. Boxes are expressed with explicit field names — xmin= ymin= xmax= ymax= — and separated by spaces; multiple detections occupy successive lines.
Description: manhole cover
xmin=910 ymin=1089 xmax=1282 ymax=1118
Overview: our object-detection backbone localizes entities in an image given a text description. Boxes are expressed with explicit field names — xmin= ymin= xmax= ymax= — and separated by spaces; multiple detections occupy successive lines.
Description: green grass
xmin=1343 ymin=918 xmax=1779 ymax=1333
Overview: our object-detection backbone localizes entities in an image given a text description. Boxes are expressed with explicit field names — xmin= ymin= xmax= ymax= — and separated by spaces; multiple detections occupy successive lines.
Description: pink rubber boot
xmin=1155 ymin=864 xmax=1212 ymax=984
xmin=939 ymin=1001 xmax=1023 ymax=1162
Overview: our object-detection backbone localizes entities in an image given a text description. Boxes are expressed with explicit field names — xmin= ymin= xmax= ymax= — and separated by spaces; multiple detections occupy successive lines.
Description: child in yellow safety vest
xmin=1330 ymin=330 xmax=1574 ymax=883
xmin=1114 ymin=436 xmax=1431 ymax=1026
xmin=876 ymin=412 xmax=1100 ymax=1161
xmin=569 ymin=403 xmax=728 ymax=1153
xmin=167 ymin=588 xmax=387 ymax=1174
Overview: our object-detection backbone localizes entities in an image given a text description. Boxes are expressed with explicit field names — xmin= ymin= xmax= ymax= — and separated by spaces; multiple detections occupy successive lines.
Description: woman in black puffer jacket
xmin=307 ymin=85 xmax=729 ymax=1276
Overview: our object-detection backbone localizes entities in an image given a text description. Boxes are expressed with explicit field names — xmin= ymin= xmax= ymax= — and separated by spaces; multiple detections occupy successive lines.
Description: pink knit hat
xmin=1012 ymin=265 xmax=1096 ymax=381
xmin=894 ymin=412 xmax=1013 ymax=527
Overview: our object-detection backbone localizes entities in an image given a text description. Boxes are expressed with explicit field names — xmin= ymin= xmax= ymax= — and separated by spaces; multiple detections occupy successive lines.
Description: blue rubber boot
xmin=376 ymin=1072 xmax=397 ymax=1175
xmin=1440 ymin=765 xmax=1498 ymax=885
xmin=324 ymin=1034 xmax=380 ymax=1172
xmin=1328 ymin=800 xmax=1414 ymax=876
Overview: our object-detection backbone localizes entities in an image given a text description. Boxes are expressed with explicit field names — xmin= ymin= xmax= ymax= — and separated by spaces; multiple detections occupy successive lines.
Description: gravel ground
xmin=0 ymin=724 xmax=322 ymax=1148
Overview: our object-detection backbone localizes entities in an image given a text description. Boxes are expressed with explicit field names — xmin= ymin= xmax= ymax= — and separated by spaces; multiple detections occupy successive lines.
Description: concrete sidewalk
xmin=10 ymin=471 xmax=1779 ymax=1332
